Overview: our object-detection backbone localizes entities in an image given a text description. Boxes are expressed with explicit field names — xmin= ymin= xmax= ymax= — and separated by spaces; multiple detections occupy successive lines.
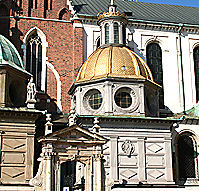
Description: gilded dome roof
xmin=75 ymin=45 xmax=154 ymax=83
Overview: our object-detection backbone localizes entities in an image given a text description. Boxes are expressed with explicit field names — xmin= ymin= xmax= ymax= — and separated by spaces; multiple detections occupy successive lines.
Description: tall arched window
xmin=0 ymin=4 xmax=9 ymax=37
xmin=114 ymin=22 xmax=119 ymax=43
xmin=26 ymin=30 xmax=42 ymax=91
xmin=146 ymin=43 xmax=164 ymax=109
xmin=178 ymin=134 xmax=196 ymax=179
xmin=122 ymin=24 xmax=126 ymax=45
xmin=193 ymin=46 xmax=199 ymax=102
xmin=105 ymin=24 xmax=109 ymax=44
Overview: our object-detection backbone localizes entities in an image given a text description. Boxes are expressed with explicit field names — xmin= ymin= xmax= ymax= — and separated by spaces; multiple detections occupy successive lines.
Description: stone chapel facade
xmin=1 ymin=0 xmax=199 ymax=191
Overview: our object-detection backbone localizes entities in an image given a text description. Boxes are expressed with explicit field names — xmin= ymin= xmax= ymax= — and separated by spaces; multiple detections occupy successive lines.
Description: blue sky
xmin=138 ymin=0 xmax=199 ymax=7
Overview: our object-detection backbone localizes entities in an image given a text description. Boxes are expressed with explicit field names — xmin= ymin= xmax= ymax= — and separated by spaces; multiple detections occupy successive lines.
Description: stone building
xmin=1 ymin=0 xmax=199 ymax=191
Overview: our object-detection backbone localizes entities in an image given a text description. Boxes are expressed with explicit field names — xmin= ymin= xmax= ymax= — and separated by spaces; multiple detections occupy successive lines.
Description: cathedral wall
xmin=82 ymin=22 xmax=199 ymax=114
xmin=0 ymin=0 xmax=84 ymax=113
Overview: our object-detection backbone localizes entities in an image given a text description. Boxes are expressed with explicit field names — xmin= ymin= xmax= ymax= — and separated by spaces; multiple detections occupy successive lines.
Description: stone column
xmin=137 ymin=137 xmax=146 ymax=182
xmin=85 ymin=158 xmax=92 ymax=191
xmin=55 ymin=161 xmax=61 ymax=191
xmin=101 ymin=25 xmax=105 ymax=45
xmin=44 ymin=143 xmax=53 ymax=191
xmin=26 ymin=134 xmax=34 ymax=181
xmin=104 ymin=81 xmax=113 ymax=114
xmin=76 ymin=87 xmax=82 ymax=114
xmin=139 ymin=84 xmax=145 ymax=116
xmin=109 ymin=21 xmax=114 ymax=43
xmin=0 ymin=70 xmax=7 ymax=107
xmin=93 ymin=155 xmax=103 ymax=191
xmin=164 ymin=137 xmax=174 ymax=183
xmin=110 ymin=137 xmax=118 ymax=181
xmin=119 ymin=23 xmax=123 ymax=44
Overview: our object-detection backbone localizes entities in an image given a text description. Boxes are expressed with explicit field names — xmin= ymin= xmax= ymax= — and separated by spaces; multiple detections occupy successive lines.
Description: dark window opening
xmin=115 ymin=92 xmax=132 ymax=108
xmin=114 ymin=22 xmax=119 ymax=44
xmin=50 ymin=0 xmax=52 ymax=10
xmin=26 ymin=31 xmax=42 ymax=91
xmin=35 ymin=0 xmax=37 ymax=9
xmin=194 ymin=46 xmax=199 ymax=102
xmin=122 ymin=25 xmax=126 ymax=45
xmin=0 ymin=5 xmax=9 ymax=37
xmin=178 ymin=134 xmax=196 ymax=179
xmin=97 ymin=38 xmax=100 ymax=48
xmin=124 ymin=12 xmax=132 ymax=16
xmin=44 ymin=0 xmax=48 ymax=18
xmin=146 ymin=43 xmax=164 ymax=109
xmin=105 ymin=24 xmax=109 ymax=44
xmin=28 ymin=0 xmax=33 ymax=16
xmin=89 ymin=92 xmax=103 ymax=110
xmin=61 ymin=161 xmax=76 ymax=191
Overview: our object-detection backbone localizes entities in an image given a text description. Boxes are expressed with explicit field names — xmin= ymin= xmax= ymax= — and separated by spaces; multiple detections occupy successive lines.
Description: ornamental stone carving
xmin=121 ymin=140 xmax=135 ymax=157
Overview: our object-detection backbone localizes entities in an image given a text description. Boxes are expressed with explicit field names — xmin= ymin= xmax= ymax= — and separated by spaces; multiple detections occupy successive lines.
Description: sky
xmin=138 ymin=0 xmax=199 ymax=7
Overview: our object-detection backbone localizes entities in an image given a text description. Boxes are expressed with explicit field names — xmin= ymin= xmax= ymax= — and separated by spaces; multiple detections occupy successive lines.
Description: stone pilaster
xmin=164 ymin=137 xmax=174 ymax=183
xmin=110 ymin=137 xmax=118 ymax=181
xmin=0 ymin=70 xmax=7 ymax=107
xmin=138 ymin=137 xmax=146 ymax=182
xmin=104 ymin=81 xmax=113 ymax=114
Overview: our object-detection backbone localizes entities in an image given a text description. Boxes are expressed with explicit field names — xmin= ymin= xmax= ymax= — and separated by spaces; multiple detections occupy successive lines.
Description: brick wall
xmin=0 ymin=0 xmax=84 ymax=113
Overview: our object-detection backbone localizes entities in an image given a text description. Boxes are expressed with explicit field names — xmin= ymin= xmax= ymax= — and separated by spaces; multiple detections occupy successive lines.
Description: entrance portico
xmin=30 ymin=125 xmax=107 ymax=191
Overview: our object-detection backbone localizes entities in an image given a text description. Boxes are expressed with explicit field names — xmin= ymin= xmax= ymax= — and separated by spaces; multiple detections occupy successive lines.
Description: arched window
xmin=0 ymin=4 xmax=9 ymax=37
xmin=114 ymin=22 xmax=119 ymax=43
xmin=146 ymin=43 xmax=164 ymax=109
xmin=105 ymin=24 xmax=109 ymax=44
xmin=26 ymin=30 xmax=42 ymax=91
xmin=122 ymin=24 xmax=126 ymax=45
xmin=193 ymin=46 xmax=199 ymax=102
xmin=178 ymin=134 xmax=196 ymax=179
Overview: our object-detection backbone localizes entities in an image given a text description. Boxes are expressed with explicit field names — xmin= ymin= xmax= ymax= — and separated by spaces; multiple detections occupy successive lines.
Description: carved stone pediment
xmin=38 ymin=125 xmax=107 ymax=147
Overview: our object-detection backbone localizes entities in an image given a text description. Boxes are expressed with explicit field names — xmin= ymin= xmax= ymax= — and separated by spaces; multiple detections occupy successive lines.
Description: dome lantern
xmin=98 ymin=0 xmax=127 ymax=46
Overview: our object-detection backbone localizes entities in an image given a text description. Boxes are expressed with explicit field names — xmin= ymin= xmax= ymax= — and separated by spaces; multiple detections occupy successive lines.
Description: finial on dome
xmin=110 ymin=0 xmax=114 ymax=6
xmin=109 ymin=0 xmax=117 ymax=13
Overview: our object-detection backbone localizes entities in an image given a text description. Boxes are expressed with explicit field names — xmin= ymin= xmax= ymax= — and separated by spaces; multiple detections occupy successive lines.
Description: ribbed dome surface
xmin=76 ymin=45 xmax=153 ymax=83
xmin=0 ymin=35 xmax=24 ymax=69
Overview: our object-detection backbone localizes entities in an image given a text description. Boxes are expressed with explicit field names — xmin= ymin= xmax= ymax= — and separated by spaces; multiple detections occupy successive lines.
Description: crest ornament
xmin=121 ymin=140 xmax=135 ymax=157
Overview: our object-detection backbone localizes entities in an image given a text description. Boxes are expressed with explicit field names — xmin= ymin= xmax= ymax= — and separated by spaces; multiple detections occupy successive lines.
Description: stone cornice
xmin=75 ymin=15 xmax=199 ymax=33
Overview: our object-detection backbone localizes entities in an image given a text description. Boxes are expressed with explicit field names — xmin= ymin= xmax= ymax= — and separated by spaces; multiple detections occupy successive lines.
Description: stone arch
xmin=46 ymin=61 xmax=62 ymax=113
xmin=175 ymin=130 xmax=198 ymax=181
xmin=23 ymin=27 xmax=48 ymax=91
xmin=144 ymin=37 xmax=165 ymax=51
xmin=58 ymin=8 xmax=71 ymax=21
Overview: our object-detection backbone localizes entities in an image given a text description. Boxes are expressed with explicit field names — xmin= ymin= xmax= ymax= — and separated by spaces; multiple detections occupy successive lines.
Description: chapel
xmin=0 ymin=0 xmax=199 ymax=191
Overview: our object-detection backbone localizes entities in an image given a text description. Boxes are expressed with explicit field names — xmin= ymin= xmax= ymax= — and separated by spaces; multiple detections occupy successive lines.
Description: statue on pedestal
xmin=26 ymin=77 xmax=37 ymax=109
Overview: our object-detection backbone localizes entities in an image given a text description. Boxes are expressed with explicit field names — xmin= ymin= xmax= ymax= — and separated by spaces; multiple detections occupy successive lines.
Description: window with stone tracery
xmin=193 ymin=46 xmax=199 ymax=102
xmin=26 ymin=31 xmax=42 ymax=91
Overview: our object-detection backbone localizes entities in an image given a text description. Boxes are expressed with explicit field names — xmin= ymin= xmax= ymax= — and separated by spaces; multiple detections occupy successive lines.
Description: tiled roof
xmin=71 ymin=0 xmax=199 ymax=25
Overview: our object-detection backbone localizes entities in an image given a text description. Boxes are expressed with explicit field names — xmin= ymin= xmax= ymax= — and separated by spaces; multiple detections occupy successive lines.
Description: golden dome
xmin=75 ymin=45 xmax=154 ymax=83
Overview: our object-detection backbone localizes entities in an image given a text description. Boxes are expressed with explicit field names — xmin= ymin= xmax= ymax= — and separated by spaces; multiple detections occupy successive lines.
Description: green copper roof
xmin=71 ymin=0 xmax=199 ymax=25
xmin=0 ymin=35 xmax=31 ymax=75
xmin=0 ymin=35 xmax=23 ymax=68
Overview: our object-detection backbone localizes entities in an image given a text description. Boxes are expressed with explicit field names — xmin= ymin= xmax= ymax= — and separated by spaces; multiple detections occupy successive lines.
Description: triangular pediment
xmin=39 ymin=125 xmax=107 ymax=145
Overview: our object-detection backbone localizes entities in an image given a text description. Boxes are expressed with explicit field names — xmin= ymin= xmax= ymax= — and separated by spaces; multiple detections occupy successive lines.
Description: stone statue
xmin=26 ymin=77 xmax=37 ymax=109
xmin=27 ymin=77 xmax=36 ymax=101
